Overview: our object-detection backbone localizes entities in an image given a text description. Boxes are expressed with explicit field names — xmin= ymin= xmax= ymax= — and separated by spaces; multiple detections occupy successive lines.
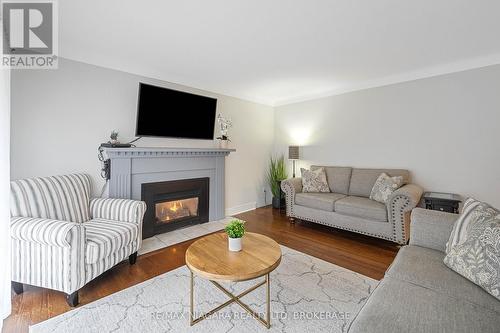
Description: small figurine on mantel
xmin=216 ymin=114 xmax=232 ymax=149
xmin=109 ymin=130 xmax=120 ymax=145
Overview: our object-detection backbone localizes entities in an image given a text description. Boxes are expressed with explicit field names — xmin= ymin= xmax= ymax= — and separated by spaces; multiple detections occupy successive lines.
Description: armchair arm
xmin=11 ymin=216 xmax=82 ymax=247
xmin=281 ymin=178 xmax=302 ymax=217
xmin=10 ymin=216 xmax=85 ymax=294
xmin=90 ymin=198 xmax=146 ymax=225
xmin=409 ymin=208 xmax=458 ymax=252
xmin=387 ymin=183 xmax=424 ymax=244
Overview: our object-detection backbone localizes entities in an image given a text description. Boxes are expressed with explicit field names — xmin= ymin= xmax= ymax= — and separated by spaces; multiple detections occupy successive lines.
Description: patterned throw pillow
xmin=444 ymin=198 xmax=500 ymax=300
xmin=369 ymin=173 xmax=403 ymax=204
xmin=301 ymin=168 xmax=330 ymax=193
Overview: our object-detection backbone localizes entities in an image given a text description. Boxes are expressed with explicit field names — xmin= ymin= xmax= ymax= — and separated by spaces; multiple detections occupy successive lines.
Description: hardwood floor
xmin=3 ymin=206 xmax=399 ymax=333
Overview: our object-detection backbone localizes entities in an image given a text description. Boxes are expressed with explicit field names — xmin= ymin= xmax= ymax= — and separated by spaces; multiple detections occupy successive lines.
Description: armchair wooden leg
xmin=289 ymin=217 xmax=295 ymax=224
xmin=129 ymin=252 xmax=138 ymax=265
xmin=66 ymin=291 xmax=79 ymax=307
xmin=12 ymin=281 xmax=24 ymax=295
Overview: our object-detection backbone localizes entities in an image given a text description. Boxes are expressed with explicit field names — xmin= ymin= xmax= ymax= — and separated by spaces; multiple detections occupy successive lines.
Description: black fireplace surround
xmin=141 ymin=177 xmax=209 ymax=239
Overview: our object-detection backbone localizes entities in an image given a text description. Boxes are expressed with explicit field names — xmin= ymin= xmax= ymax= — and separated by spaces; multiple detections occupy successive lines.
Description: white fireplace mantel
xmin=102 ymin=147 xmax=235 ymax=221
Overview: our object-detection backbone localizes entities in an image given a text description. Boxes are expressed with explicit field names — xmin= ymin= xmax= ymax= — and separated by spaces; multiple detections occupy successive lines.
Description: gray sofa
xmin=281 ymin=166 xmax=423 ymax=244
xmin=348 ymin=208 xmax=500 ymax=332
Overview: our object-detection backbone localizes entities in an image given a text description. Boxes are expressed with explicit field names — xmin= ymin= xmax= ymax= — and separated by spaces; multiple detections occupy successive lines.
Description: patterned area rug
xmin=30 ymin=246 xmax=377 ymax=333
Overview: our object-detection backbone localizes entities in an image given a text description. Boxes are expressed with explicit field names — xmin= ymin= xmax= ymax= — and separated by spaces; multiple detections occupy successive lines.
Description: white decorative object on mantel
xmin=216 ymin=114 xmax=232 ymax=149
xmin=101 ymin=147 xmax=235 ymax=222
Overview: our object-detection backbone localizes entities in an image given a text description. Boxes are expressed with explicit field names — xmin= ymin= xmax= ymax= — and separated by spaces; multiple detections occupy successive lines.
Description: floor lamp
xmin=288 ymin=146 xmax=300 ymax=178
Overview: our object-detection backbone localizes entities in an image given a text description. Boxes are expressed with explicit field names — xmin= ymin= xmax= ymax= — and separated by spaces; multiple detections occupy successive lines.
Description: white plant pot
xmin=228 ymin=237 xmax=242 ymax=252
xmin=218 ymin=140 xmax=229 ymax=149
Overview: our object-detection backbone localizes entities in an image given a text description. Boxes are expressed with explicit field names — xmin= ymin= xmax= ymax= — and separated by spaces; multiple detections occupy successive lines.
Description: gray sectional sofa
xmin=348 ymin=208 xmax=500 ymax=332
xmin=281 ymin=166 xmax=423 ymax=244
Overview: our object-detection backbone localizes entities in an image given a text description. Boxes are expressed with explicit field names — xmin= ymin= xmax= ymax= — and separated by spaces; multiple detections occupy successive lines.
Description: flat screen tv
xmin=136 ymin=83 xmax=217 ymax=140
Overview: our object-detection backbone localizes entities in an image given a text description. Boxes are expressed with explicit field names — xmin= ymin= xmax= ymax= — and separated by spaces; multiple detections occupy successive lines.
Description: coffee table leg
xmin=266 ymin=273 xmax=270 ymax=329
xmin=190 ymin=270 xmax=194 ymax=326
xmin=189 ymin=273 xmax=272 ymax=328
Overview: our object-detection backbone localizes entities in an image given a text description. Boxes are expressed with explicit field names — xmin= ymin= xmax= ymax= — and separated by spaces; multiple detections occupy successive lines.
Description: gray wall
xmin=11 ymin=58 xmax=275 ymax=214
xmin=11 ymin=58 xmax=500 ymax=211
xmin=275 ymin=65 xmax=500 ymax=208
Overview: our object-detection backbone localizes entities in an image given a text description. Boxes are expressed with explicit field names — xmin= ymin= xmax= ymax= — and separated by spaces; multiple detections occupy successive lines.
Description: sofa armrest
xmin=409 ymin=208 xmax=458 ymax=252
xmin=281 ymin=178 xmax=302 ymax=217
xmin=281 ymin=178 xmax=302 ymax=194
xmin=388 ymin=183 xmax=423 ymax=209
xmin=387 ymin=183 xmax=424 ymax=244
xmin=11 ymin=216 xmax=82 ymax=247
xmin=90 ymin=198 xmax=146 ymax=225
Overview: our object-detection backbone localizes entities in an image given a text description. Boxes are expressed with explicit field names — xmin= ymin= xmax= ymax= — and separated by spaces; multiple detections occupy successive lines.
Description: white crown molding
xmin=272 ymin=53 xmax=500 ymax=107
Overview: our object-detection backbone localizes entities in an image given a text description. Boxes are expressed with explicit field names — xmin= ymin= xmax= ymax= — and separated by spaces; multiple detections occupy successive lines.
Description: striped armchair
xmin=9 ymin=174 xmax=146 ymax=306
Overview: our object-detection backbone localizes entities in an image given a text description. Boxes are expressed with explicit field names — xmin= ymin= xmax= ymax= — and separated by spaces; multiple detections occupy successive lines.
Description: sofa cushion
xmin=348 ymin=277 xmax=500 ymax=333
xmin=386 ymin=245 xmax=500 ymax=312
xmin=335 ymin=196 xmax=388 ymax=222
xmin=311 ymin=166 xmax=352 ymax=195
xmin=85 ymin=218 xmax=138 ymax=264
xmin=295 ymin=192 xmax=346 ymax=212
xmin=301 ymin=168 xmax=330 ymax=193
xmin=369 ymin=172 xmax=404 ymax=204
xmin=349 ymin=168 xmax=409 ymax=198
xmin=444 ymin=198 xmax=500 ymax=300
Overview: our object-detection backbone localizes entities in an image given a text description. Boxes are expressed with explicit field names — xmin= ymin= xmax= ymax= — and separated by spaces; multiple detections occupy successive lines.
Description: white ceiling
xmin=60 ymin=0 xmax=500 ymax=106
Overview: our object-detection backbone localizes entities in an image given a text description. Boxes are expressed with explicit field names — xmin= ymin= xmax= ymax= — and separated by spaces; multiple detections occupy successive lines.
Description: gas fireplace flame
xmin=155 ymin=197 xmax=199 ymax=224
xmin=169 ymin=201 xmax=182 ymax=212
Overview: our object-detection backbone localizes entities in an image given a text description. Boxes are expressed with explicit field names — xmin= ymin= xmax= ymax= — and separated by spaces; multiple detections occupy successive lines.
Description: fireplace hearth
xmin=142 ymin=178 xmax=209 ymax=238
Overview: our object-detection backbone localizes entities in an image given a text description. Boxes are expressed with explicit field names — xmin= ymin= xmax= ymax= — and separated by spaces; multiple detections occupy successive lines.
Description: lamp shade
xmin=288 ymin=146 xmax=300 ymax=160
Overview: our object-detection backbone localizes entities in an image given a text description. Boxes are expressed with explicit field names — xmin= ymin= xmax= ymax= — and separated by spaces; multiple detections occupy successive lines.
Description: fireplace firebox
xmin=141 ymin=178 xmax=209 ymax=239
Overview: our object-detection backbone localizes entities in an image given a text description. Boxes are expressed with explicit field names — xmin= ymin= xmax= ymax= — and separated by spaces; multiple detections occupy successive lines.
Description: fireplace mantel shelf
xmin=103 ymin=147 xmax=236 ymax=159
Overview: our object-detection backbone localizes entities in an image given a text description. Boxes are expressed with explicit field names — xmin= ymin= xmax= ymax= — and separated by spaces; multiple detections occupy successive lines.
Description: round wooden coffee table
xmin=185 ymin=232 xmax=282 ymax=328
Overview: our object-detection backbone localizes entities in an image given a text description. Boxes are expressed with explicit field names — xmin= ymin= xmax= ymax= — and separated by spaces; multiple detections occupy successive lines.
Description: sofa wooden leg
xmin=66 ymin=291 xmax=79 ymax=307
xmin=12 ymin=281 xmax=24 ymax=295
xmin=289 ymin=217 xmax=295 ymax=224
xmin=129 ymin=252 xmax=138 ymax=265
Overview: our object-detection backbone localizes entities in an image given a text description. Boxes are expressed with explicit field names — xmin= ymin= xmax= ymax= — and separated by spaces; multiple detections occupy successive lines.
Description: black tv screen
xmin=136 ymin=83 xmax=217 ymax=139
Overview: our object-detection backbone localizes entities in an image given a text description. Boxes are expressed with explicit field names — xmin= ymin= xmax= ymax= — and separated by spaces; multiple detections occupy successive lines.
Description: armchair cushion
xmin=90 ymin=198 xmax=146 ymax=225
xmin=11 ymin=216 xmax=80 ymax=247
xmin=85 ymin=218 xmax=139 ymax=264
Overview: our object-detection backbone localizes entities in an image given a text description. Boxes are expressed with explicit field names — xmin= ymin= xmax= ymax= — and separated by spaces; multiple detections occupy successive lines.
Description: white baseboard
xmin=225 ymin=202 xmax=257 ymax=216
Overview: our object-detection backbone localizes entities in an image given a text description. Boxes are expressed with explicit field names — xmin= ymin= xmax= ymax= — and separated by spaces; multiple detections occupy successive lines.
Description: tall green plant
xmin=267 ymin=155 xmax=288 ymax=198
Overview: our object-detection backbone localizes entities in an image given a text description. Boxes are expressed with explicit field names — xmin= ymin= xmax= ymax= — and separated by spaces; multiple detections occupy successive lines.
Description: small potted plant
xmin=224 ymin=219 xmax=245 ymax=252
xmin=109 ymin=130 xmax=120 ymax=145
